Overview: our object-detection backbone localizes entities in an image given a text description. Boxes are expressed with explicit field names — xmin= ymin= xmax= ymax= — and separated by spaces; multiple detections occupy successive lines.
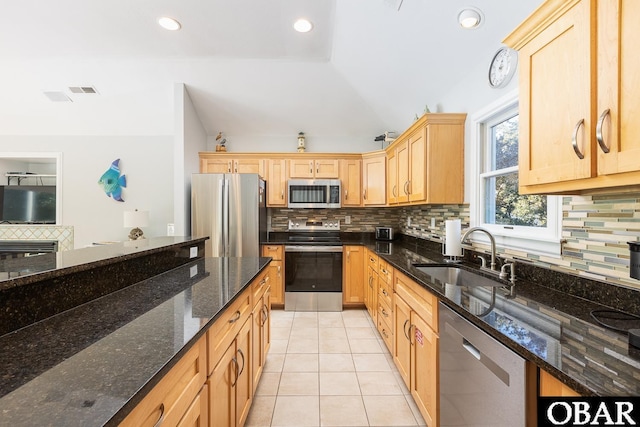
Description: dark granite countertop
xmin=0 ymin=236 xmax=208 ymax=290
xmin=0 ymin=256 xmax=271 ymax=426
xmin=266 ymin=232 xmax=640 ymax=396
xmin=367 ymin=239 xmax=640 ymax=396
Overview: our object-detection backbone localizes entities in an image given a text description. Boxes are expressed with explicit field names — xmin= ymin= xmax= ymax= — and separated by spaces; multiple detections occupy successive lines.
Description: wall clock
xmin=488 ymin=47 xmax=518 ymax=89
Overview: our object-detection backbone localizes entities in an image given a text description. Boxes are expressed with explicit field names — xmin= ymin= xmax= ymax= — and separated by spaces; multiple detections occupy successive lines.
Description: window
xmin=470 ymin=91 xmax=561 ymax=256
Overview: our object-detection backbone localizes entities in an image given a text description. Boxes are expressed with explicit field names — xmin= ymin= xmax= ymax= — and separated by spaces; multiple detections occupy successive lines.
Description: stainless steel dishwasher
xmin=439 ymin=302 xmax=526 ymax=427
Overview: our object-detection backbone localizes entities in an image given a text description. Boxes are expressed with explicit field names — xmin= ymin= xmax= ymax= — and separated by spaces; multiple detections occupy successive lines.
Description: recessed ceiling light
xmin=458 ymin=7 xmax=483 ymax=29
xmin=293 ymin=18 xmax=313 ymax=33
xmin=158 ymin=16 xmax=181 ymax=31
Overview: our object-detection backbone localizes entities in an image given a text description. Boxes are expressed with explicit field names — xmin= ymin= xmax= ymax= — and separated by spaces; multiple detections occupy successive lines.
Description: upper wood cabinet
xmin=362 ymin=151 xmax=386 ymax=206
xmin=199 ymin=154 xmax=264 ymax=175
xmin=339 ymin=159 xmax=362 ymax=206
xmin=265 ymin=159 xmax=288 ymax=207
xmin=385 ymin=113 xmax=465 ymax=205
xmin=289 ymin=159 xmax=339 ymax=179
xmin=504 ymin=0 xmax=640 ymax=194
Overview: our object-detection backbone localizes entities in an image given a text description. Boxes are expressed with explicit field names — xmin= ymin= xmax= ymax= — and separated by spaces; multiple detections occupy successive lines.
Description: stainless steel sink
xmin=412 ymin=265 xmax=503 ymax=288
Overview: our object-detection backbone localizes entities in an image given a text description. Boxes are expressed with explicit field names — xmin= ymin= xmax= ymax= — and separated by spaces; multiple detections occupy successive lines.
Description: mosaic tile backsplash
xmin=271 ymin=192 xmax=640 ymax=291
xmin=0 ymin=226 xmax=74 ymax=251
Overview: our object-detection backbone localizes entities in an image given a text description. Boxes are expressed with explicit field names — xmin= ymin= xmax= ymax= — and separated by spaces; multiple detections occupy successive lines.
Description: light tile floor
xmin=246 ymin=309 xmax=427 ymax=427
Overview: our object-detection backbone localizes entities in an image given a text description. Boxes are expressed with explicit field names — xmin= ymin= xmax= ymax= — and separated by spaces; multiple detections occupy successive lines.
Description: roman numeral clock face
xmin=489 ymin=47 xmax=518 ymax=89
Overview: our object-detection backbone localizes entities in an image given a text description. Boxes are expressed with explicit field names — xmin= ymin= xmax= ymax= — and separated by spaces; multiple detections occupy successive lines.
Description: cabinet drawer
xmin=177 ymin=384 xmax=208 ymax=427
xmin=261 ymin=244 xmax=283 ymax=260
xmin=367 ymin=251 xmax=379 ymax=270
xmin=378 ymin=259 xmax=393 ymax=284
xmin=207 ymin=289 xmax=252 ymax=374
xmin=120 ymin=336 xmax=207 ymax=427
xmin=378 ymin=278 xmax=393 ymax=309
xmin=377 ymin=314 xmax=393 ymax=352
xmin=394 ymin=272 xmax=438 ymax=333
xmin=252 ymin=270 xmax=270 ymax=305
xmin=377 ymin=297 xmax=392 ymax=330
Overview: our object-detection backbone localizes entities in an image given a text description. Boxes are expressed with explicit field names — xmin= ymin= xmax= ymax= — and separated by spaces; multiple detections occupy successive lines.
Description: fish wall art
xmin=98 ymin=158 xmax=127 ymax=202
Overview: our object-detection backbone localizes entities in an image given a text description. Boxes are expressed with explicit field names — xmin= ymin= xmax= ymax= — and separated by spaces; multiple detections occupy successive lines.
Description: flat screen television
xmin=0 ymin=185 xmax=56 ymax=224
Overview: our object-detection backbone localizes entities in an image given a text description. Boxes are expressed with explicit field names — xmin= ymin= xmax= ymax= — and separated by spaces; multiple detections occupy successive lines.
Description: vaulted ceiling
xmin=0 ymin=0 xmax=542 ymax=140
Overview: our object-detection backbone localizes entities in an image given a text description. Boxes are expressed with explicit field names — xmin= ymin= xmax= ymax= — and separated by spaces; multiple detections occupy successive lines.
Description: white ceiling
xmin=0 ymin=0 xmax=542 ymax=140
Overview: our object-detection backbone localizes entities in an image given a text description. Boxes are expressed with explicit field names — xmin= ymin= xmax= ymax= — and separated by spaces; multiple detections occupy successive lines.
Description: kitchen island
xmin=0 ymin=255 xmax=271 ymax=426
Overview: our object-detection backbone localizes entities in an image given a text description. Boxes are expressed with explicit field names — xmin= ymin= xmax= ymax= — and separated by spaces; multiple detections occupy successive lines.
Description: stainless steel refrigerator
xmin=191 ymin=173 xmax=267 ymax=257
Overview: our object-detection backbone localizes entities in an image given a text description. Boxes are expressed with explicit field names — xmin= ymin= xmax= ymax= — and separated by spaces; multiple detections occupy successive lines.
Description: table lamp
xmin=124 ymin=209 xmax=149 ymax=240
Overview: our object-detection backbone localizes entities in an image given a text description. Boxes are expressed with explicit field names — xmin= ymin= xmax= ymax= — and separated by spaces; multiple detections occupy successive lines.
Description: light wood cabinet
xmin=289 ymin=159 xmax=339 ymax=179
xmin=120 ymin=336 xmax=207 ymax=427
xmin=261 ymin=245 xmax=284 ymax=307
xmin=339 ymin=159 xmax=362 ymax=206
xmin=364 ymin=250 xmax=379 ymax=322
xmin=386 ymin=148 xmax=398 ymax=205
xmin=539 ymin=369 xmax=580 ymax=397
xmin=343 ymin=245 xmax=365 ymax=306
xmin=385 ymin=113 xmax=465 ymax=205
xmin=209 ymin=317 xmax=252 ymax=427
xmin=376 ymin=259 xmax=393 ymax=352
xmin=177 ymin=385 xmax=208 ymax=427
xmin=504 ymin=0 xmax=640 ymax=194
xmin=362 ymin=152 xmax=386 ymax=206
xmin=265 ymin=159 xmax=288 ymax=207
xmin=392 ymin=271 xmax=439 ymax=427
xmin=251 ymin=272 xmax=271 ymax=395
xmin=200 ymin=156 xmax=263 ymax=175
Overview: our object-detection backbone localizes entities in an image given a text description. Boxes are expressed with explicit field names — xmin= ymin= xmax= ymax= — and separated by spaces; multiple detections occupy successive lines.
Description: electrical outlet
xmin=190 ymin=265 xmax=198 ymax=278
xmin=431 ymin=218 xmax=436 ymax=228
xmin=167 ymin=223 xmax=175 ymax=236
xmin=407 ymin=217 xmax=412 ymax=227
xmin=345 ymin=215 xmax=351 ymax=224
xmin=189 ymin=247 xmax=198 ymax=258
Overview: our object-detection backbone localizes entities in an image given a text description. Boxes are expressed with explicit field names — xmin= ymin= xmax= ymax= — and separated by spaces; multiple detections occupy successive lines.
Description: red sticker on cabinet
xmin=415 ymin=327 xmax=423 ymax=346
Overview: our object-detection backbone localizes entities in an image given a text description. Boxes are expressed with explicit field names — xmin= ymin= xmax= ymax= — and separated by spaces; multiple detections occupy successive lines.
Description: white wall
xmin=206 ymin=134 xmax=383 ymax=154
xmin=174 ymin=84 xmax=208 ymax=237
xmin=0 ymin=136 xmax=174 ymax=248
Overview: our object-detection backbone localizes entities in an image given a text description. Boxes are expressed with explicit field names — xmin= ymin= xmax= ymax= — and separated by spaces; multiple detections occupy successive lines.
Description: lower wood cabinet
xmin=539 ymin=369 xmax=580 ymax=397
xmin=119 ymin=336 xmax=208 ymax=427
xmin=209 ymin=317 xmax=252 ymax=427
xmin=251 ymin=276 xmax=271 ymax=394
xmin=261 ymin=245 xmax=284 ymax=307
xmin=392 ymin=271 xmax=439 ymax=427
xmin=177 ymin=385 xmax=209 ymax=427
xmin=343 ymin=245 xmax=365 ymax=306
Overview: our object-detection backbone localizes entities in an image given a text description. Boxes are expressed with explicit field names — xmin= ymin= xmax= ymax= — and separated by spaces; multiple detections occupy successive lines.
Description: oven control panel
xmin=288 ymin=220 xmax=341 ymax=231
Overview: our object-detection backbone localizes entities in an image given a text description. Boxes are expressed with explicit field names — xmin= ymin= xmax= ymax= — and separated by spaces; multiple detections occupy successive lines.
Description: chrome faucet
xmin=460 ymin=227 xmax=498 ymax=272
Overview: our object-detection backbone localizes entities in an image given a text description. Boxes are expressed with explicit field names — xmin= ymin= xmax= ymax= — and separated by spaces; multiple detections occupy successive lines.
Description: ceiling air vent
xmin=43 ymin=91 xmax=72 ymax=102
xmin=68 ymin=86 xmax=98 ymax=94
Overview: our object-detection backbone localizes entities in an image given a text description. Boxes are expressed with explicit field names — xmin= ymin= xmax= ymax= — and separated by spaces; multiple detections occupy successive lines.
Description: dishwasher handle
xmin=462 ymin=338 xmax=481 ymax=360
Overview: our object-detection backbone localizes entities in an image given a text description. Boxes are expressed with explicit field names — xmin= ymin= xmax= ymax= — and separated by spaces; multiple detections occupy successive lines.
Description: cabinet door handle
xmin=347 ymin=250 xmax=350 ymax=260
xmin=363 ymin=189 xmax=367 ymax=200
xmin=381 ymin=307 xmax=389 ymax=317
xmin=310 ymin=161 xmax=313 ymax=174
xmin=228 ymin=310 xmax=241 ymax=323
xmin=403 ymin=181 xmax=410 ymax=195
xmin=231 ymin=356 xmax=240 ymax=387
xmin=381 ymin=329 xmax=389 ymax=339
xmin=403 ymin=319 xmax=410 ymax=340
xmin=261 ymin=304 xmax=269 ymax=325
xmin=234 ymin=161 xmax=238 ymax=173
xmin=277 ymin=265 xmax=281 ymax=275
xmin=392 ymin=185 xmax=397 ymax=197
xmin=152 ymin=403 xmax=165 ymax=427
xmin=571 ymin=118 xmax=585 ymax=159
xmin=228 ymin=161 xmax=232 ymax=173
xmin=408 ymin=324 xmax=415 ymax=345
xmin=281 ymin=190 xmax=284 ymax=199
xmin=344 ymin=189 xmax=348 ymax=200
xmin=596 ymin=108 xmax=611 ymax=154
xmin=237 ymin=348 xmax=246 ymax=378
xmin=381 ymin=288 xmax=388 ymax=297
xmin=368 ymin=276 xmax=373 ymax=288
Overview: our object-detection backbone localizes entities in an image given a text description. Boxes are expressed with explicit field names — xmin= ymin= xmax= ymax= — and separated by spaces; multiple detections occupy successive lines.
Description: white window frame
xmin=469 ymin=90 xmax=562 ymax=257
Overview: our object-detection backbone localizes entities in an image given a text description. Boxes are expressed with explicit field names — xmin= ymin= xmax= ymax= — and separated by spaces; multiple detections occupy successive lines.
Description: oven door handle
xmin=285 ymin=245 xmax=343 ymax=253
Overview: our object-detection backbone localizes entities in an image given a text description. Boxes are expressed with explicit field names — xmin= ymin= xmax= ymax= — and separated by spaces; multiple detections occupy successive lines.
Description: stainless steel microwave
xmin=287 ymin=179 xmax=341 ymax=208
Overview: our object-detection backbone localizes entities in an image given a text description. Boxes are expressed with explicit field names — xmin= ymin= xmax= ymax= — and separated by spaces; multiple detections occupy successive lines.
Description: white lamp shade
xmin=458 ymin=8 xmax=482 ymax=29
xmin=124 ymin=210 xmax=149 ymax=228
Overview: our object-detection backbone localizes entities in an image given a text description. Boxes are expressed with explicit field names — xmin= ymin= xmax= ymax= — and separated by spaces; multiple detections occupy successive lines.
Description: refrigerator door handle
xmin=223 ymin=178 xmax=230 ymax=257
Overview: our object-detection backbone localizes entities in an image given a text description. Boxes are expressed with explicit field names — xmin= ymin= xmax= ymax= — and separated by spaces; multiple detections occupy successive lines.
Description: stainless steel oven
xmin=283 ymin=220 xmax=343 ymax=311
